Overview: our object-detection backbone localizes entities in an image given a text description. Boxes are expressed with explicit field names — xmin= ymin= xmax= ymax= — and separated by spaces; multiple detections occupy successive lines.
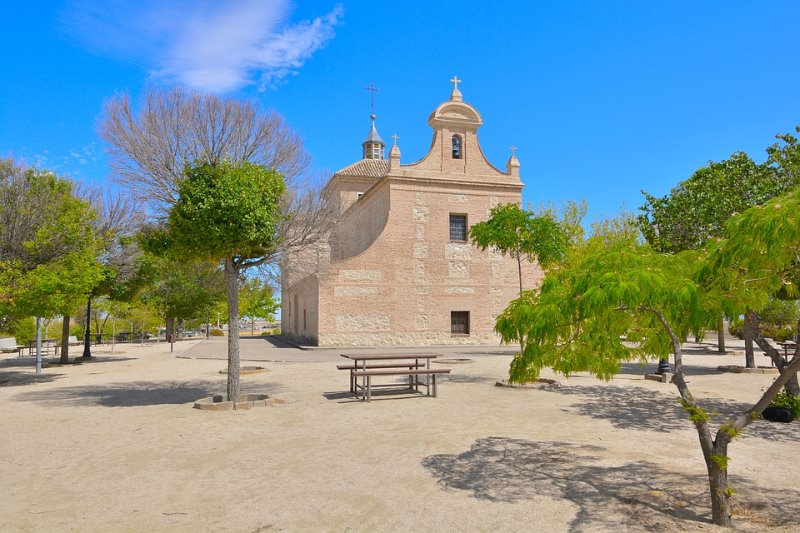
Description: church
xmin=281 ymin=79 xmax=541 ymax=346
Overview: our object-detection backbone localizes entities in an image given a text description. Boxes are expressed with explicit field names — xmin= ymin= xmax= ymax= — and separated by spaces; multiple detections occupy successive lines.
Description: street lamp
xmin=653 ymin=224 xmax=672 ymax=375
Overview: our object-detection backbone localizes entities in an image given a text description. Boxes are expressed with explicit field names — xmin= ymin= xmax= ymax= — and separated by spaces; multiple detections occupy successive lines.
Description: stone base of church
xmin=316 ymin=331 xmax=503 ymax=347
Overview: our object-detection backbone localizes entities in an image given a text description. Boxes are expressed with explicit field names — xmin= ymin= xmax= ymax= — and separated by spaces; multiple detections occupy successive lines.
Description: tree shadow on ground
xmin=422 ymin=436 xmax=800 ymax=532
xmin=0 ymin=370 xmax=63 ymax=387
xmin=12 ymin=379 xmax=286 ymax=407
xmin=440 ymin=374 xmax=497 ymax=384
xmin=551 ymin=385 xmax=800 ymax=443
xmin=617 ymin=361 xmax=727 ymax=377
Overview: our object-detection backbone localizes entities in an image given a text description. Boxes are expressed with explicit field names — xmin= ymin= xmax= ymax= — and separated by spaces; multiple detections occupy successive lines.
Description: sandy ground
xmin=0 ymin=336 xmax=798 ymax=533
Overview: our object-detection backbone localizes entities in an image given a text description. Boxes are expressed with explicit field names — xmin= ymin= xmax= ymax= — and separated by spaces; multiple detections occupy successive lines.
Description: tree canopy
xmin=470 ymin=203 xmax=567 ymax=294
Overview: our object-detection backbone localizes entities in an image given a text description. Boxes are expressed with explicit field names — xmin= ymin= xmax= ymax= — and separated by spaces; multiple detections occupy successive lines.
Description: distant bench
xmin=0 ymin=337 xmax=24 ymax=355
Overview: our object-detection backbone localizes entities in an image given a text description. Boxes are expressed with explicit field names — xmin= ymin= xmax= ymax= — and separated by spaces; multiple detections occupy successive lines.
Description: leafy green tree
xmin=0 ymin=160 xmax=103 ymax=368
xmin=140 ymin=256 xmax=225 ymax=339
xmin=167 ymin=160 xmax=286 ymax=400
xmin=640 ymin=134 xmax=800 ymax=363
xmin=704 ymin=185 xmax=800 ymax=395
xmin=239 ymin=277 xmax=278 ymax=335
xmin=496 ymin=227 xmax=800 ymax=527
xmin=469 ymin=203 xmax=567 ymax=295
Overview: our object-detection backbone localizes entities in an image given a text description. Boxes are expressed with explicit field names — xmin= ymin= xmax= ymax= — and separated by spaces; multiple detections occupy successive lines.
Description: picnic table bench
xmin=339 ymin=353 xmax=451 ymax=401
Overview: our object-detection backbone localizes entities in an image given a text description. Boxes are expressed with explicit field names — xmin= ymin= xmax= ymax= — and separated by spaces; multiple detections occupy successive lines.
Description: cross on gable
xmin=509 ymin=145 xmax=517 ymax=157
xmin=391 ymin=133 xmax=400 ymax=145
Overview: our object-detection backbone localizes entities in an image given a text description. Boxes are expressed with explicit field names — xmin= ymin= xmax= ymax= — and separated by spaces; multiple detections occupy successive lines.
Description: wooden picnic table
xmin=25 ymin=339 xmax=58 ymax=357
xmin=339 ymin=352 xmax=449 ymax=401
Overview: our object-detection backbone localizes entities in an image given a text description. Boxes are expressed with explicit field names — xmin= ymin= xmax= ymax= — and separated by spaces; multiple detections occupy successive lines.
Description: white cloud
xmin=63 ymin=0 xmax=343 ymax=93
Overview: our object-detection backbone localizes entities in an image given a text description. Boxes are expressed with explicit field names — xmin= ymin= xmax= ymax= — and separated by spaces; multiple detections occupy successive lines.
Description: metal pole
xmin=35 ymin=317 xmax=42 ymax=375
xmin=82 ymin=296 xmax=92 ymax=358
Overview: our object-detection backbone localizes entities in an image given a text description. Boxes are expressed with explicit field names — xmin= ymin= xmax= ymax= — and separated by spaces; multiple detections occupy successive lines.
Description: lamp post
xmin=653 ymin=223 xmax=672 ymax=375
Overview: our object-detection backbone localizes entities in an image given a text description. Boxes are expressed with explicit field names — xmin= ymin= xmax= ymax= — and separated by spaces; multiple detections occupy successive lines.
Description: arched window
xmin=452 ymin=135 xmax=462 ymax=159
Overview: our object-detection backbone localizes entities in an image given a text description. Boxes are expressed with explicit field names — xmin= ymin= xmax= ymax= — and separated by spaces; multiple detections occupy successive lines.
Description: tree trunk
xmin=82 ymin=296 xmax=92 ymax=358
xmin=743 ymin=311 xmax=757 ymax=369
xmin=705 ymin=439 xmax=733 ymax=526
xmin=251 ymin=317 xmax=255 ymax=336
xmin=225 ymin=257 xmax=240 ymax=401
xmin=717 ymin=315 xmax=726 ymax=353
xmin=60 ymin=315 xmax=70 ymax=364
xmin=516 ymin=244 xmax=523 ymax=296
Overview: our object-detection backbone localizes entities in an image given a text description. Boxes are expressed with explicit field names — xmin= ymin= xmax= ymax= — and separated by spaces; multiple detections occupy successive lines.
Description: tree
xmin=469 ymin=203 xmax=567 ymax=295
xmin=74 ymin=185 xmax=145 ymax=360
xmin=496 ymin=227 xmax=800 ymax=527
xmin=639 ymin=142 xmax=800 ymax=362
xmin=99 ymin=87 xmax=334 ymax=293
xmin=239 ymin=277 xmax=279 ymax=335
xmin=166 ymin=160 xmax=286 ymax=400
xmin=704 ymin=185 xmax=800 ymax=395
xmin=99 ymin=87 xmax=308 ymax=214
xmin=0 ymin=159 xmax=102 ymax=368
xmin=139 ymin=255 xmax=225 ymax=339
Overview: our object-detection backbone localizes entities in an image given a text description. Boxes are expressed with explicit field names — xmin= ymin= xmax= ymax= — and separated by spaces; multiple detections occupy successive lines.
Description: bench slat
xmin=352 ymin=368 xmax=451 ymax=377
xmin=337 ymin=363 xmax=428 ymax=370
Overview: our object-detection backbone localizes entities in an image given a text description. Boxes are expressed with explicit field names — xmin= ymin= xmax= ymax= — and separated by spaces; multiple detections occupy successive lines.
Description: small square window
xmin=451 ymin=311 xmax=470 ymax=335
xmin=449 ymin=214 xmax=467 ymax=241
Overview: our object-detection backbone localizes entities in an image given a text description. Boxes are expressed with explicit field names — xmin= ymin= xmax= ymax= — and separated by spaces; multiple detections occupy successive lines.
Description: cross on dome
xmin=509 ymin=145 xmax=517 ymax=157
xmin=449 ymin=75 xmax=463 ymax=102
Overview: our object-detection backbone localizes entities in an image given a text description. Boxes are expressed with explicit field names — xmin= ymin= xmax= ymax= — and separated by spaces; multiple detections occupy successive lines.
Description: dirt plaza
xmin=0 ymin=336 xmax=798 ymax=532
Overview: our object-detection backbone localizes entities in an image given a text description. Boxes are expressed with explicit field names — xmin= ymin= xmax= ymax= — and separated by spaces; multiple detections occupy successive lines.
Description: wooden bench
xmin=337 ymin=362 xmax=428 ymax=393
xmin=351 ymin=368 xmax=451 ymax=402
xmin=0 ymin=337 xmax=24 ymax=355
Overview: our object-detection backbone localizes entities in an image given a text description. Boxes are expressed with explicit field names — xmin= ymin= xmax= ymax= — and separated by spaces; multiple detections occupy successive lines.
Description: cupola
xmin=362 ymin=114 xmax=385 ymax=160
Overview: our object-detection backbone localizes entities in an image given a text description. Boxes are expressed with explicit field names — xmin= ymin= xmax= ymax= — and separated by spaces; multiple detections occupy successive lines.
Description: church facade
xmin=281 ymin=80 xmax=541 ymax=346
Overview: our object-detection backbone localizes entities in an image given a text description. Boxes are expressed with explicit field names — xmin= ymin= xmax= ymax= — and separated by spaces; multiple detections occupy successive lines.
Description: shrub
xmin=769 ymin=390 xmax=800 ymax=417
xmin=760 ymin=324 xmax=796 ymax=342
xmin=209 ymin=329 xmax=224 ymax=336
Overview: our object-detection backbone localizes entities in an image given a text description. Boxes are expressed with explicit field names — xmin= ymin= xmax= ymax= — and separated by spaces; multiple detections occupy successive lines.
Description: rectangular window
xmin=449 ymin=214 xmax=467 ymax=241
xmin=451 ymin=311 xmax=470 ymax=335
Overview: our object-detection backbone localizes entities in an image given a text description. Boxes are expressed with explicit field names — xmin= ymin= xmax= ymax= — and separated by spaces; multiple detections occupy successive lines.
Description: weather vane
xmin=365 ymin=82 xmax=380 ymax=115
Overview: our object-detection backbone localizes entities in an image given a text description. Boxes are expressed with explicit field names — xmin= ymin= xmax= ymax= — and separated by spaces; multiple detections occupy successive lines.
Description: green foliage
xmin=239 ymin=277 xmax=278 ymax=321
xmin=769 ymin=390 xmax=800 ymax=417
xmin=2 ymin=317 xmax=36 ymax=344
xmin=470 ymin=203 xmax=568 ymax=271
xmin=139 ymin=255 xmax=225 ymax=322
xmin=719 ymin=423 xmax=741 ymax=440
xmin=706 ymin=186 xmax=800 ymax=311
xmin=168 ymin=160 xmax=286 ymax=262
xmin=0 ymin=160 xmax=103 ymax=320
xmin=639 ymin=149 xmax=794 ymax=253
xmin=680 ymin=399 xmax=713 ymax=425
xmin=710 ymin=453 xmax=729 ymax=471
xmin=497 ymin=222 xmax=716 ymax=383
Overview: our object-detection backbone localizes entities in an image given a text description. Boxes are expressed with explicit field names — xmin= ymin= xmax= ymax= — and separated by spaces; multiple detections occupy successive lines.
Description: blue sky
xmin=2 ymin=1 xmax=799 ymax=224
